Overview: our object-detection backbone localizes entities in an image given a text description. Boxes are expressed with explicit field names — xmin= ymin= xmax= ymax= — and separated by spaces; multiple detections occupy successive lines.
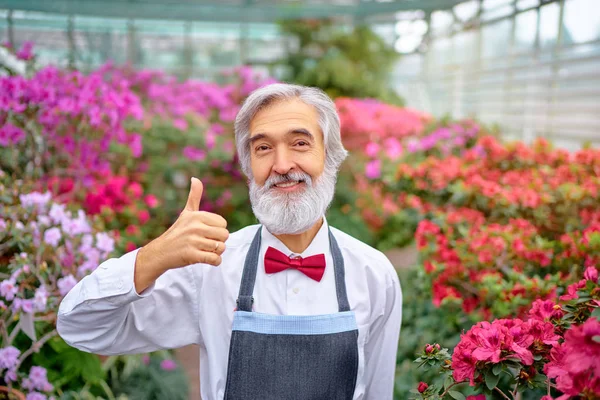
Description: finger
xmin=195 ymin=250 xmax=222 ymax=267
xmin=197 ymin=211 xmax=228 ymax=228
xmin=185 ymin=177 xmax=204 ymax=212
xmin=195 ymin=238 xmax=226 ymax=256
xmin=199 ymin=226 xmax=230 ymax=242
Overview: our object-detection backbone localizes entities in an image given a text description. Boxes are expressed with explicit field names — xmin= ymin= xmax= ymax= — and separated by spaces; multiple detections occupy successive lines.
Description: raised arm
xmin=57 ymin=177 xmax=229 ymax=355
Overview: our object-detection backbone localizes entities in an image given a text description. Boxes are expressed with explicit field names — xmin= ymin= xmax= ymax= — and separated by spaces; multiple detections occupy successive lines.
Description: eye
xmin=295 ymin=141 xmax=309 ymax=147
xmin=255 ymin=145 xmax=270 ymax=152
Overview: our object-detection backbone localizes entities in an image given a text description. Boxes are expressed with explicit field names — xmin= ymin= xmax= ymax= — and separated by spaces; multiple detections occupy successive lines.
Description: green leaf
xmin=485 ymin=369 xmax=500 ymax=390
xmin=591 ymin=308 xmax=600 ymax=320
xmin=492 ymin=363 xmax=502 ymax=376
xmin=448 ymin=391 xmax=466 ymax=400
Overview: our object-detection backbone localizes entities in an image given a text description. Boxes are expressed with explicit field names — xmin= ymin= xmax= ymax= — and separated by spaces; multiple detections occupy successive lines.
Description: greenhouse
xmin=1 ymin=0 xmax=599 ymax=399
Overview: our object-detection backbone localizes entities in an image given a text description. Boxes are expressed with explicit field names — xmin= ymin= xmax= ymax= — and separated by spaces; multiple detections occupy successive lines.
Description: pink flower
xmin=137 ymin=209 xmax=150 ymax=225
xmin=546 ymin=319 xmax=600 ymax=397
xmin=43 ymin=227 xmax=62 ymax=247
xmin=173 ymin=118 xmax=188 ymax=131
xmin=0 ymin=122 xmax=26 ymax=146
xmin=384 ymin=137 xmax=403 ymax=160
xmin=471 ymin=324 xmax=503 ymax=363
xmin=183 ymin=146 xmax=206 ymax=161
xmin=144 ymin=194 xmax=159 ymax=208
xmin=466 ymin=396 xmax=486 ymax=400
xmin=16 ymin=41 xmax=34 ymax=60
xmin=128 ymin=133 xmax=143 ymax=158
xmin=57 ymin=275 xmax=77 ymax=297
xmin=365 ymin=142 xmax=380 ymax=157
xmin=585 ymin=266 xmax=598 ymax=282
xmin=365 ymin=160 xmax=381 ymax=179
xmin=160 ymin=359 xmax=177 ymax=371
xmin=529 ymin=299 xmax=564 ymax=322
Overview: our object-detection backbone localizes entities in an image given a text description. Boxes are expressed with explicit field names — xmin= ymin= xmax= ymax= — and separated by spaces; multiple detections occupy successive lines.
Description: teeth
xmin=275 ymin=181 xmax=299 ymax=188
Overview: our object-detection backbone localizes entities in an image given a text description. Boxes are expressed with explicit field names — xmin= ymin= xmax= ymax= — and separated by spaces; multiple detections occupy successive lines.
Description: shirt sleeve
xmin=363 ymin=265 xmax=403 ymax=399
xmin=57 ymin=248 xmax=202 ymax=355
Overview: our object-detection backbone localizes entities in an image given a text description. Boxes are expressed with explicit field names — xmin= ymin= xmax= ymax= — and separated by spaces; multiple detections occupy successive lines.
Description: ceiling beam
xmin=0 ymin=0 xmax=465 ymax=23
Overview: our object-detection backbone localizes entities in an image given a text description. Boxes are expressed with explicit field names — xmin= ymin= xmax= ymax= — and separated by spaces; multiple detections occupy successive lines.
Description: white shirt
xmin=57 ymin=218 xmax=402 ymax=400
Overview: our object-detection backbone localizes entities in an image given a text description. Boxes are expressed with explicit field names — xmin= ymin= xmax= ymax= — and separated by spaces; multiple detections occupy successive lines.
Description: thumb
xmin=185 ymin=177 xmax=204 ymax=211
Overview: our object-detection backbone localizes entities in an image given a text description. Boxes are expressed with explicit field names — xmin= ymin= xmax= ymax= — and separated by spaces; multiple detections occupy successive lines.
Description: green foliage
xmin=395 ymin=267 xmax=470 ymax=398
xmin=273 ymin=19 xmax=403 ymax=105
xmin=110 ymin=354 xmax=188 ymax=400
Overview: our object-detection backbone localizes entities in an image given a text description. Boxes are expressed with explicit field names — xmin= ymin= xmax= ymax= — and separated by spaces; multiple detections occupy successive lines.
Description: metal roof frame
xmin=0 ymin=0 xmax=466 ymax=23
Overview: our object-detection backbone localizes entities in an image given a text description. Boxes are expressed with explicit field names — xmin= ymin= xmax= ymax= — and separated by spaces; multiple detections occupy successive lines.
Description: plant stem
xmin=493 ymin=387 xmax=512 ymax=400
xmin=512 ymin=382 xmax=519 ymax=398
xmin=0 ymin=319 xmax=9 ymax=345
xmin=16 ymin=329 xmax=57 ymax=367
xmin=440 ymin=380 xmax=467 ymax=397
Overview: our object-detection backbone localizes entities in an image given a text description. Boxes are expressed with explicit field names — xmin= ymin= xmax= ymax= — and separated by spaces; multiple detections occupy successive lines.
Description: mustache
xmin=264 ymin=171 xmax=313 ymax=188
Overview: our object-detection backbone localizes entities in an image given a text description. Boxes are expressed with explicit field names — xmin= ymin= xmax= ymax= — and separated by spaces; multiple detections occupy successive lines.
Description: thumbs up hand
xmin=134 ymin=177 xmax=230 ymax=292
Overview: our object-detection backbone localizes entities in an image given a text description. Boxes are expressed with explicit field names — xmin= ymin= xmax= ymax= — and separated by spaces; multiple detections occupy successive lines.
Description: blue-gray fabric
xmin=223 ymin=226 xmax=359 ymax=400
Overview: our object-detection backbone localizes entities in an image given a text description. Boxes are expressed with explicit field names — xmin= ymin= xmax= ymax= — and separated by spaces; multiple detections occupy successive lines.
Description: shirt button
xmin=293 ymin=287 xmax=300 ymax=294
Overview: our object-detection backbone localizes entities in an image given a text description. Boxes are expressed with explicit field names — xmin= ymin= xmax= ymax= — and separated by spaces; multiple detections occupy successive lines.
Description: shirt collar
xmin=261 ymin=217 xmax=330 ymax=258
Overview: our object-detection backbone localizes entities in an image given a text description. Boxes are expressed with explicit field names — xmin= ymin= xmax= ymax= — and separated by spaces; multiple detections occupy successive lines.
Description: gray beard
xmin=249 ymin=168 xmax=336 ymax=235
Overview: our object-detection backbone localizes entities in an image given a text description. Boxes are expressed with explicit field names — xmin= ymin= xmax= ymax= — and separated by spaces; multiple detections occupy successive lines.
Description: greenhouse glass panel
xmin=453 ymin=0 xmax=479 ymax=22
xmin=430 ymin=10 xmax=453 ymax=35
xmin=514 ymin=9 xmax=538 ymax=51
xmin=517 ymin=0 xmax=540 ymax=10
xmin=539 ymin=2 xmax=560 ymax=49
xmin=482 ymin=18 xmax=512 ymax=59
xmin=563 ymin=0 xmax=600 ymax=44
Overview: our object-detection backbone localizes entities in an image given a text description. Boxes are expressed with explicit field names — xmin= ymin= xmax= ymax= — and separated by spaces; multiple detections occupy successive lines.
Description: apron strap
xmin=236 ymin=226 xmax=262 ymax=312
xmin=235 ymin=224 xmax=351 ymax=313
xmin=329 ymin=229 xmax=350 ymax=312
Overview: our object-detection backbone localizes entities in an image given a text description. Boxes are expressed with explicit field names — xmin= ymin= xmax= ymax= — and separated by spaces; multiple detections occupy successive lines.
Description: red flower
xmin=137 ymin=209 xmax=150 ymax=225
xmin=417 ymin=382 xmax=428 ymax=393
xmin=529 ymin=299 xmax=564 ymax=322
xmin=144 ymin=194 xmax=159 ymax=208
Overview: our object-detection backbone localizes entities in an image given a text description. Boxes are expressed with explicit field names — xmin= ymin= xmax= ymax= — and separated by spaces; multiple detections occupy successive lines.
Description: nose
xmin=272 ymin=147 xmax=295 ymax=175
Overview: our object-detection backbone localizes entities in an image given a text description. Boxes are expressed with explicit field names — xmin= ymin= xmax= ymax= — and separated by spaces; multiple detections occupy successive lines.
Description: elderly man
xmin=57 ymin=83 xmax=402 ymax=400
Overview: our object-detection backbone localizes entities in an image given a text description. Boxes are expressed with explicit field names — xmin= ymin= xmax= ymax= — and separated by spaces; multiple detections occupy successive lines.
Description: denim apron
xmin=223 ymin=226 xmax=359 ymax=400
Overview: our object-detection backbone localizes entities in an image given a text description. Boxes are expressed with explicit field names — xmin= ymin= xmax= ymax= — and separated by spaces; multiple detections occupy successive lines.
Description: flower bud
xmin=417 ymin=382 xmax=428 ymax=393
xmin=425 ymin=344 xmax=434 ymax=353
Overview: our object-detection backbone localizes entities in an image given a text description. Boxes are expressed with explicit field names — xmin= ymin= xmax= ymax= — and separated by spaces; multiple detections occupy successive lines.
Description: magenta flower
xmin=0 ymin=122 xmax=26 ymax=146
xmin=160 ymin=359 xmax=178 ymax=371
xmin=183 ymin=146 xmax=206 ymax=161
xmin=365 ymin=160 xmax=381 ymax=179
xmin=365 ymin=142 xmax=379 ymax=157
xmin=16 ymin=41 xmax=34 ymax=61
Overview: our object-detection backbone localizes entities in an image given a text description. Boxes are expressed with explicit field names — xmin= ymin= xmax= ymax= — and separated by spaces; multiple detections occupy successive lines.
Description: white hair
xmin=234 ymin=83 xmax=348 ymax=178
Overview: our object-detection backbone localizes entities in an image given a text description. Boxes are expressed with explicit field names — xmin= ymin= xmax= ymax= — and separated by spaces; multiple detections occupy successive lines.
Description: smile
xmin=273 ymin=180 xmax=304 ymax=190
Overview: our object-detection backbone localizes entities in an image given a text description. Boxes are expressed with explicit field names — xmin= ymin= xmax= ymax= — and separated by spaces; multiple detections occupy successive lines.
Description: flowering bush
xmin=395 ymin=136 xmax=600 ymax=238
xmin=0 ymin=170 xmax=122 ymax=398
xmin=411 ymin=266 xmax=600 ymax=400
xmin=336 ymin=97 xmax=430 ymax=152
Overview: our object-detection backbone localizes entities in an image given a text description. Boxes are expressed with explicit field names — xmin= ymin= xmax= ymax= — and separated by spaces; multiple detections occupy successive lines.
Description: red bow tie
xmin=264 ymin=246 xmax=326 ymax=282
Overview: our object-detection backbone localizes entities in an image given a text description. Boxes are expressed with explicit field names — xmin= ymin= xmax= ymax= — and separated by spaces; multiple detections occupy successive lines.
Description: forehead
xmin=249 ymin=98 xmax=321 ymax=136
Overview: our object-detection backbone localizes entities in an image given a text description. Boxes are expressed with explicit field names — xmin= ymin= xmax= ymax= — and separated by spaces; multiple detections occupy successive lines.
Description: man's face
xmin=249 ymin=98 xmax=325 ymax=190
